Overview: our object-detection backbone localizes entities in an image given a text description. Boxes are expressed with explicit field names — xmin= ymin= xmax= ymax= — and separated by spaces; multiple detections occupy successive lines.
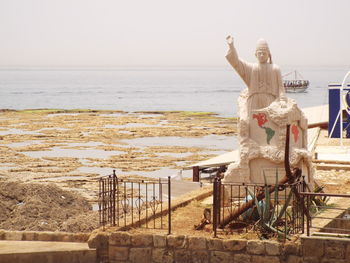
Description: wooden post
xmin=193 ymin=166 xmax=200 ymax=182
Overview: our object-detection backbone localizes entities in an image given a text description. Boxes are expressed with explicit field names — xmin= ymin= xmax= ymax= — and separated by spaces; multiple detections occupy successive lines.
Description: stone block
xmin=109 ymin=246 xmax=129 ymax=261
xmin=324 ymin=240 xmax=345 ymax=259
xmin=38 ymin=232 xmax=57 ymax=241
xmin=131 ymin=233 xmax=153 ymax=247
xmin=79 ymin=249 xmax=98 ymax=263
xmin=0 ymin=230 xmax=5 ymax=240
xmin=302 ymin=257 xmax=320 ymax=263
xmin=286 ymin=255 xmax=302 ymax=263
xmin=110 ymin=232 xmax=131 ymax=246
xmin=302 ymin=238 xmax=324 ymax=258
xmin=167 ymin=235 xmax=188 ymax=249
xmin=207 ymin=238 xmax=223 ymax=251
xmin=263 ymin=256 xmax=280 ymax=263
xmin=223 ymin=239 xmax=246 ymax=251
xmin=234 ymin=253 xmax=251 ymax=263
xmin=97 ymin=248 xmax=109 ymax=263
xmin=4 ymin=231 xmax=23 ymax=241
xmin=74 ymin=233 xmax=90 ymax=242
xmin=48 ymin=232 xmax=64 ymax=242
xmin=153 ymin=234 xmax=167 ymax=247
xmin=283 ymin=242 xmax=300 ymax=255
xmin=87 ymin=231 xmax=109 ymax=249
xmin=321 ymin=259 xmax=345 ymax=263
xmin=210 ymin=251 xmax=232 ymax=263
xmin=61 ymin=233 xmax=75 ymax=242
xmin=247 ymin=240 xmax=265 ymax=255
xmin=346 ymin=243 xmax=350 ymax=260
xmin=19 ymin=253 xmax=48 ymax=263
xmin=251 ymin=255 xmax=280 ymax=263
xmin=129 ymin=247 xmax=152 ymax=263
xmin=174 ymin=249 xmax=192 ymax=263
xmin=191 ymin=250 xmax=209 ymax=263
xmin=53 ymin=232 xmax=77 ymax=242
xmin=265 ymin=241 xmax=281 ymax=256
xmin=188 ymin=236 xmax=207 ymax=250
xmin=152 ymin=248 xmax=174 ymax=263
xmin=22 ymin=231 xmax=37 ymax=241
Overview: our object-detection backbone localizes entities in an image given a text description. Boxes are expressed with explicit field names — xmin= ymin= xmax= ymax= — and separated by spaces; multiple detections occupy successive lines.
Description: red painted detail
xmin=291 ymin=124 xmax=299 ymax=143
xmin=253 ymin=113 xmax=268 ymax=127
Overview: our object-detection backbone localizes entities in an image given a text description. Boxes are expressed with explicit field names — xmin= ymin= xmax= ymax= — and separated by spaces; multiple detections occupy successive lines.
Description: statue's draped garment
xmin=225 ymin=47 xmax=285 ymax=118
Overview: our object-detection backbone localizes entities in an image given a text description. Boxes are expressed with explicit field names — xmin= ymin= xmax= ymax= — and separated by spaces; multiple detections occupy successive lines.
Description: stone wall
xmin=89 ymin=231 xmax=302 ymax=263
xmin=302 ymin=235 xmax=350 ymax=263
xmin=89 ymin=231 xmax=350 ymax=263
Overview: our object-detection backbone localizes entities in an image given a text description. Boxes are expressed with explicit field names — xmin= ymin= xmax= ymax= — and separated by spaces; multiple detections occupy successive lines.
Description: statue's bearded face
xmin=255 ymin=49 xmax=269 ymax=64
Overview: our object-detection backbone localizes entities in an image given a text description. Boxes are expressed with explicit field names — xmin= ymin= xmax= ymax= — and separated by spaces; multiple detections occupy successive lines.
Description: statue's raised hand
xmin=226 ymin=35 xmax=234 ymax=48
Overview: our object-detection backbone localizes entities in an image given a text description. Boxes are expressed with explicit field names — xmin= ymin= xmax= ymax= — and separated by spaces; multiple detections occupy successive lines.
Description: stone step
xmin=0 ymin=241 xmax=96 ymax=263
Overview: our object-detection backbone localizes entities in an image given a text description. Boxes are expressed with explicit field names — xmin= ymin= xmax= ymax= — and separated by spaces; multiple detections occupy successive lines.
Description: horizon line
xmin=0 ymin=64 xmax=349 ymax=70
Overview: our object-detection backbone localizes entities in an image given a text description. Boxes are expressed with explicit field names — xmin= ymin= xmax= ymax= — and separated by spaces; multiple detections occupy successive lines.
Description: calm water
xmin=0 ymin=66 xmax=348 ymax=117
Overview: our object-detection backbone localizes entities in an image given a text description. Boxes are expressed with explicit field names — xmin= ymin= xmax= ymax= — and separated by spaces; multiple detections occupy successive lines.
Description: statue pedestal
xmin=223 ymin=97 xmax=313 ymax=185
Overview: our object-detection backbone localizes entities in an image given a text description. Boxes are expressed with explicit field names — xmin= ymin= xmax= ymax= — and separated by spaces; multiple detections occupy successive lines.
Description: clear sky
xmin=0 ymin=0 xmax=349 ymax=67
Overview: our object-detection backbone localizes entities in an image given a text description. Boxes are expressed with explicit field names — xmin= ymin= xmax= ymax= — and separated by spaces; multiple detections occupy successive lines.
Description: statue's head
xmin=255 ymin=38 xmax=272 ymax=64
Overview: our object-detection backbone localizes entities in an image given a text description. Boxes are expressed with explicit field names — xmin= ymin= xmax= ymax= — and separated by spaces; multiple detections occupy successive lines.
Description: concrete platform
xmin=0 ymin=241 xmax=96 ymax=263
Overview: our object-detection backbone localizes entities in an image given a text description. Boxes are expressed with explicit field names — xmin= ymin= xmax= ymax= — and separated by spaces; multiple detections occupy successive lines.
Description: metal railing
xmin=98 ymin=171 xmax=171 ymax=233
xmin=213 ymin=178 xmax=305 ymax=238
xmin=300 ymin=192 xmax=350 ymax=236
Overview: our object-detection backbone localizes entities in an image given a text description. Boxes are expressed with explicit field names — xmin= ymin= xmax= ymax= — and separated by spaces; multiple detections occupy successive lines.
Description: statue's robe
xmin=225 ymin=47 xmax=285 ymax=120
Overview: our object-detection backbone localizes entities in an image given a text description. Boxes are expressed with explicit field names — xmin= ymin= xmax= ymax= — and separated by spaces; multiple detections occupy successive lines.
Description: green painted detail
xmin=262 ymin=127 xmax=275 ymax=144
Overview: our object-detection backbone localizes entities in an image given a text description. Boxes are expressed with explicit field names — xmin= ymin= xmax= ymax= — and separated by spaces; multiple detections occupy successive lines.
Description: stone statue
xmin=225 ymin=36 xmax=286 ymax=120
xmin=223 ymin=36 xmax=314 ymax=187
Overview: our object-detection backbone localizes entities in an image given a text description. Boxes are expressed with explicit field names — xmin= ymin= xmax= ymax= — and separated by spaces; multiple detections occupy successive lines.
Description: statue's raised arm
xmin=226 ymin=35 xmax=234 ymax=49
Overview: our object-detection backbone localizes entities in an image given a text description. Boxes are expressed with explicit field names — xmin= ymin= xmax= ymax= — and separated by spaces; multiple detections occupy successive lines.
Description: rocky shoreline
xmin=0 ymin=109 xmax=237 ymax=202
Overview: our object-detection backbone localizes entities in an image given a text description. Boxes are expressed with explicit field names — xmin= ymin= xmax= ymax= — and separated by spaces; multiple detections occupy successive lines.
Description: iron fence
xmin=213 ymin=177 xmax=306 ymax=238
xmin=300 ymin=192 xmax=350 ymax=236
xmin=99 ymin=171 xmax=171 ymax=233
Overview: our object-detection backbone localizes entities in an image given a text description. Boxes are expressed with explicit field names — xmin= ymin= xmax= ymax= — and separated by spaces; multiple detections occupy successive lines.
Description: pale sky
xmin=0 ymin=0 xmax=349 ymax=67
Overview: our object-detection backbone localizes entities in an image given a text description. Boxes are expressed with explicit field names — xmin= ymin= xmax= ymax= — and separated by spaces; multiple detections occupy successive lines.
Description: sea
xmin=0 ymin=65 xmax=349 ymax=117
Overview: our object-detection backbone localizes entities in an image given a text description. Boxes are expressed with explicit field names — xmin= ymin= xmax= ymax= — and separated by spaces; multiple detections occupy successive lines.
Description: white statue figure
xmin=223 ymin=36 xmax=314 ymax=186
xmin=225 ymin=36 xmax=286 ymax=120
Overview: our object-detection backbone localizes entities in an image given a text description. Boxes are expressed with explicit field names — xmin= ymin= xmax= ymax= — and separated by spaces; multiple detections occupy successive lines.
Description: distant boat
xmin=283 ymin=70 xmax=309 ymax=93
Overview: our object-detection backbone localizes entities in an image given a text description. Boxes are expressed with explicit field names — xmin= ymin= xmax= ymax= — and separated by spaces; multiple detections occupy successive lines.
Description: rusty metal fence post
xmin=112 ymin=170 xmax=117 ymax=226
xmin=301 ymin=176 xmax=306 ymax=234
xmin=218 ymin=178 xmax=222 ymax=227
xmin=168 ymin=176 xmax=171 ymax=235
xmin=213 ymin=177 xmax=218 ymax=237
xmin=306 ymin=194 xmax=310 ymax=236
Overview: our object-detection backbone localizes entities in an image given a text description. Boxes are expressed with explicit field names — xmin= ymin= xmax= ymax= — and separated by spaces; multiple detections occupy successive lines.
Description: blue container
xmin=328 ymin=84 xmax=341 ymax=138
xmin=328 ymin=84 xmax=350 ymax=138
